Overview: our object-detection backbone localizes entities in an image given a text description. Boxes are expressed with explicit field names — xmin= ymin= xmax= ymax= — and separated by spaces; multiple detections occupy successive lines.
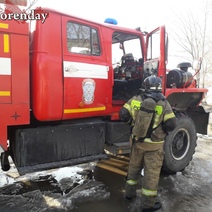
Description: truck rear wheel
xmin=162 ymin=114 xmax=197 ymax=174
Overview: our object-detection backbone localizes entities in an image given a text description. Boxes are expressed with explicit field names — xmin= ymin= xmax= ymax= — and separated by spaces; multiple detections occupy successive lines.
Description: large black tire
xmin=162 ymin=114 xmax=197 ymax=174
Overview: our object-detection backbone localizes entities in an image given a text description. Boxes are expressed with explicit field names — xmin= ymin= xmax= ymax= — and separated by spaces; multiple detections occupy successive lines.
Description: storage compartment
xmin=106 ymin=121 xmax=130 ymax=144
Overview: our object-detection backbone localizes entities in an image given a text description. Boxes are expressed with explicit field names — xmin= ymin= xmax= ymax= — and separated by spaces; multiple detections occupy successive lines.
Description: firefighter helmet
xmin=142 ymin=76 xmax=162 ymax=91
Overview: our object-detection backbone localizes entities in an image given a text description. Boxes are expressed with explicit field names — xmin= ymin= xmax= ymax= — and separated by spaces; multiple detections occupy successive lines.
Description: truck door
xmin=144 ymin=26 xmax=167 ymax=94
xmin=61 ymin=16 xmax=109 ymax=120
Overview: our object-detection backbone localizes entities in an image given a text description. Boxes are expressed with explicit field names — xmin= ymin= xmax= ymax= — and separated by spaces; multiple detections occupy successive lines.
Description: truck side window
xmin=67 ymin=22 xmax=101 ymax=56
xmin=147 ymin=31 xmax=160 ymax=60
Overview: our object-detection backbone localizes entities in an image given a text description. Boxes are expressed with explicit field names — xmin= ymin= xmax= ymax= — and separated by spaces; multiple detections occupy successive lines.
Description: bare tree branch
xmin=169 ymin=0 xmax=212 ymax=88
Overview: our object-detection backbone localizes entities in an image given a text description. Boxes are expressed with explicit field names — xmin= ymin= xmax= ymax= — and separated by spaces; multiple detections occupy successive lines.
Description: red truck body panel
xmin=31 ymin=12 xmax=63 ymax=121
xmin=0 ymin=20 xmax=30 ymax=149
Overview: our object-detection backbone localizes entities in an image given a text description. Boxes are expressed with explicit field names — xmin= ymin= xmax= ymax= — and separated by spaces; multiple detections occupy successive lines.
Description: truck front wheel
xmin=162 ymin=114 xmax=197 ymax=174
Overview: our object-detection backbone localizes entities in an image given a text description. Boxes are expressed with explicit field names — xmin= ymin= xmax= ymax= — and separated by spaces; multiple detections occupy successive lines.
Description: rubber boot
xmin=141 ymin=201 xmax=162 ymax=211
xmin=124 ymin=183 xmax=137 ymax=201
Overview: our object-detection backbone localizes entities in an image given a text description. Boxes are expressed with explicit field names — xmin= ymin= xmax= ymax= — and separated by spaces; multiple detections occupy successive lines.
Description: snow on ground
xmin=0 ymin=137 xmax=212 ymax=212
xmin=0 ymin=161 xmax=110 ymax=211
xmin=0 ymin=161 xmax=81 ymax=187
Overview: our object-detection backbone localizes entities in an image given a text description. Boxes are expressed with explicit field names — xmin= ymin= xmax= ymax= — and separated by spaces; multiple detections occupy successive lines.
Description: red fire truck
xmin=0 ymin=1 xmax=209 ymax=174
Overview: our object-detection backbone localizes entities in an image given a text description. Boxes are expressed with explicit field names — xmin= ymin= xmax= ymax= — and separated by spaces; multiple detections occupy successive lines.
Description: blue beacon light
xmin=104 ymin=18 xmax=118 ymax=25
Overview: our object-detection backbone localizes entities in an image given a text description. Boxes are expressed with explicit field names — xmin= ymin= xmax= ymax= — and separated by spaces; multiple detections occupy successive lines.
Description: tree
xmin=168 ymin=0 xmax=212 ymax=88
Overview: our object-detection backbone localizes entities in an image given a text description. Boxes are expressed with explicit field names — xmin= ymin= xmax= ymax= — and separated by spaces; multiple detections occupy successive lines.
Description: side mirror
xmin=119 ymin=43 xmax=123 ymax=50
xmin=192 ymin=59 xmax=202 ymax=71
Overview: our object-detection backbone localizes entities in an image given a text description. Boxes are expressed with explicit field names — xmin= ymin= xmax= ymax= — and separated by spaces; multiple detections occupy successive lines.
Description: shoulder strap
xmin=146 ymin=108 xmax=156 ymax=138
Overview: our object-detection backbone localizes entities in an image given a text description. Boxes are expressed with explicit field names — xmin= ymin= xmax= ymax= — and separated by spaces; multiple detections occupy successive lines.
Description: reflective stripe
xmin=123 ymin=103 xmax=132 ymax=116
xmin=124 ymin=103 xmax=131 ymax=111
xmin=141 ymin=188 xmax=157 ymax=196
xmin=164 ymin=112 xmax=175 ymax=122
xmin=152 ymin=113 xmax=161 ymax=129
xmin=0 ymin=23 xmax=8 ymax=29
xmin=152 ymin=105 xmax=163 ymax=128
xmin=0 ymin=91 xmax=10 ymax=96
xmin=126 ymin=179 xmax=138 ymax=186
xmin=0 ymin=57 xmax=11 ymax=75
xmin=144 ymin=138 xmax=164 ymax=144
xmin=155 ymin=105 xmax=163 ymax=115
xmin=4 ymin=34 xmax=9 ymax=53
xmin=131 ymin=100 xmax=141 ymax=120
xmin=64 ymin=106 xmax=106 ymax=114
xmin=131 ymin=100 xmax=141 ymax=110
xmin=63 ymin=61 xmax=108 ymax=79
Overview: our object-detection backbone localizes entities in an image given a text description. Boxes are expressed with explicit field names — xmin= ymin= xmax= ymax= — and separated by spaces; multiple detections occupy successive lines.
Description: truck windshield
xmin=112 ymin=32 xmax=142 ymax=65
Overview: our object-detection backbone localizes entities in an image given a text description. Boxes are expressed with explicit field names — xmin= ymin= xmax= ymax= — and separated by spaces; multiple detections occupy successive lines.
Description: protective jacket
xmin=119 ymin=91 xmax=176 ymax=143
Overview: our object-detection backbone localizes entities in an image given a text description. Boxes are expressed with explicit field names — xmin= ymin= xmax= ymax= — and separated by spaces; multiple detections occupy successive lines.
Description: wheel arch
xmin=166 ymin=90 xmax=209 ymax=135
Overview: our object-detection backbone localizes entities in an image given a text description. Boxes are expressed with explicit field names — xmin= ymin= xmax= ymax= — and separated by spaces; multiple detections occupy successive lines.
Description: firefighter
xmin=119 ymin=75 xmax=177 ymax=211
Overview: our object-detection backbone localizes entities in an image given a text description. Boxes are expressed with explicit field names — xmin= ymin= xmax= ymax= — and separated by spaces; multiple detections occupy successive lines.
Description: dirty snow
xmin=0 ymin=161 xmax=110 ymax=211
xmin=0 ymin=136 xmax=212 ymax=212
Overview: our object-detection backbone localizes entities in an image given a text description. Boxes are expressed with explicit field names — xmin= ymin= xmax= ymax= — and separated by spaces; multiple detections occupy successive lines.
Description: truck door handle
xmin=65 ymin=66 xmax=78 ymax=72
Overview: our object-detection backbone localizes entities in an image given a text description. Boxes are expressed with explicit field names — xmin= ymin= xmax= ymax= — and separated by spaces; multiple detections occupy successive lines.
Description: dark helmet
xmin=142 ymin=76 xmax=162 ymax=91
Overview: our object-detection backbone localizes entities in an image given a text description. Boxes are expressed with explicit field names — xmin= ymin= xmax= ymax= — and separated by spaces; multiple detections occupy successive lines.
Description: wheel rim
xmin=171 ymin=128 xmax=190 ymax=160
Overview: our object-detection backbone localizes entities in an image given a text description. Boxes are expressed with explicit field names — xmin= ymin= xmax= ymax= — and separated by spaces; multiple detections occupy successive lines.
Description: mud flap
xmin=1 ymin=151 xmax=10 ymax=171
xmin=11 ymin=120 xmax=107 ymax=174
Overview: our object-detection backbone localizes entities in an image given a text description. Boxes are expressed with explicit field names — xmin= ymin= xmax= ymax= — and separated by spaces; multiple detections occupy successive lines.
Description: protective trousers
xmin=125 ymin=141 xmax=164 ymax=208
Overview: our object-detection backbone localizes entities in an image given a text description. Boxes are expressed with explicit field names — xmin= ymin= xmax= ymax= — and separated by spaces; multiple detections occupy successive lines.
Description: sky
xmin=31 ymin=0 xmax=204 ymax=29
xmin=30 ymin=0 xmax=208 ymax=69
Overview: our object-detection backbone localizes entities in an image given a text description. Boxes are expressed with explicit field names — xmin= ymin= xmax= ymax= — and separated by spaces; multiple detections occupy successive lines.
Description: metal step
xmin=105 ymin=142 xmax=131 ymax=155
